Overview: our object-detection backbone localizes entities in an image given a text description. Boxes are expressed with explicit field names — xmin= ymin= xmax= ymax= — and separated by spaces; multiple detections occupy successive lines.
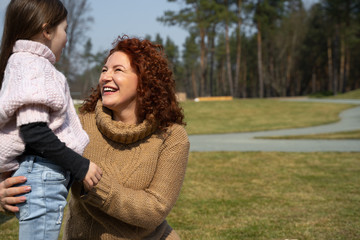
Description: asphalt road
xmin=189 ymin=99 xmax=360 ymax=152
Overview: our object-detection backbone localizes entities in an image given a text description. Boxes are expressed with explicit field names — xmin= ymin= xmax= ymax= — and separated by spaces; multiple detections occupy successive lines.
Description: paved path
xmin=189 ymin=99 xmax=360 ymax=152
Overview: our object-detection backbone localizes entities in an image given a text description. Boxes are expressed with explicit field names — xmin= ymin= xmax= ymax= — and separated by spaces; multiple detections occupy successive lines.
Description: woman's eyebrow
xmin=113 ymin=64 xmax=125 ymax=69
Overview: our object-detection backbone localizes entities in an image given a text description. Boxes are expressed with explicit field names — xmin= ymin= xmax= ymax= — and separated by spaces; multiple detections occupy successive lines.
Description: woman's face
xmin=99 ymin=51 xmax=139 ymax=122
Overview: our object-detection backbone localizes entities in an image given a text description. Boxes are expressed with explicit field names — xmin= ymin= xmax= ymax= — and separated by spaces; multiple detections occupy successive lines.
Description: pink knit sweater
xmin=0 ymin=40 xmax=89 ymax=173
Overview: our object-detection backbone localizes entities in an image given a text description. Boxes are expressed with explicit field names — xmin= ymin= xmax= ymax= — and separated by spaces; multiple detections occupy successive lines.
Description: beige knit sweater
xmin=62 ymin=101 xmax=189 ymax=240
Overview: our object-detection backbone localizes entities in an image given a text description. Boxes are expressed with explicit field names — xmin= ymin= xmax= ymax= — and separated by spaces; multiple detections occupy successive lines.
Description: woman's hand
xmin=0 ymin=172 xmax=30 ymax=212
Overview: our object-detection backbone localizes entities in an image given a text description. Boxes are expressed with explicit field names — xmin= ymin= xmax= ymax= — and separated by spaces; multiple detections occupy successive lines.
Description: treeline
xmin=155 ymin=0 xmax=360 ymax=99
xmin=62 ymin=0 xmax=360 ymax=99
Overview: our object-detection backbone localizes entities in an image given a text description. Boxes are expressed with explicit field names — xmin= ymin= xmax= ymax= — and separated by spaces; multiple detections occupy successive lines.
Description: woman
xmin=0 ymin=35 xmax=190 ymax=239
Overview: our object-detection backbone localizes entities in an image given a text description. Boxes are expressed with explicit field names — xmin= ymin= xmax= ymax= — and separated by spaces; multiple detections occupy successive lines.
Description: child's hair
xmin=0 ymin=0 xmax=68 ymax=88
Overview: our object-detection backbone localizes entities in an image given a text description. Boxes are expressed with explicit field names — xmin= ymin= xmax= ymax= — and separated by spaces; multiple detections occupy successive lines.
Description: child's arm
xmin=20 ymin=122 xmax=102 ymax=186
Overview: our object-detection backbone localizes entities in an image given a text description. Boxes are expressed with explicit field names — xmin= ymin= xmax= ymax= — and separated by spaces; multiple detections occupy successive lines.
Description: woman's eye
xmin=115 ymin=68 xmax=122 ymax=72
xmin=101 ymin=68 xmax=107 ymax=72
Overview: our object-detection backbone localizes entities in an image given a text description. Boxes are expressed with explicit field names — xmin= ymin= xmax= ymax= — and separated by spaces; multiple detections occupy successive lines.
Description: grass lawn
xmin=1 ymin=97 xmax=359 ymax=239
xmin=327 ymin=88 xmax=360 ymax=99
xmin=250 ymin=91 xmax=360 ymax=140
xmin=168 ymin=152 xmax=360 ymax=240
xmin=309 ymin=88 xmax=360 ymax=99
xmin=181 ymin=99 xmax=354 ymax=135
xmin=2 ymin=152 xmax=359 ymax=240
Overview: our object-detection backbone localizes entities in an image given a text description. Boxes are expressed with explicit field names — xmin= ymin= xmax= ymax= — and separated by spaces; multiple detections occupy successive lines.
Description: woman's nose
xmin=101 ymin=72 xmax=112 ymax=82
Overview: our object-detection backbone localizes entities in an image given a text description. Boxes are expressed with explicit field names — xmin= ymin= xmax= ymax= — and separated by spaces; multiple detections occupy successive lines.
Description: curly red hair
xmin=79 ymin=35 xmax=185 ymax=131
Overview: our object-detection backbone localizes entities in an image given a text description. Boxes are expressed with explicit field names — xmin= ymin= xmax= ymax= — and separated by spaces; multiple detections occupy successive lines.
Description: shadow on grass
xmin=0 ymin=214 xmax=14 ymax=225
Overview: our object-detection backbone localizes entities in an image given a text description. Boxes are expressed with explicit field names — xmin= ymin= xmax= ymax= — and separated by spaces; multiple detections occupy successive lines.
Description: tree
xmin=154 ymin=33 xmax=164 ymax=45
xmin=157 ymin=0 xmax=360 ymax=99
xmin=158 ymin=0 xmax=222 ymax=97
xmin=234 ymin=0 xmax=244 ymax=97
xmin=58 ymin=0 xmax=93 ymax=82
xmin=182 ymin=33 xmax=200 ymax=98
xmin=321 ymin=0 xmax=360 ymax=94
xmin=164 ymin=37 xmax=179 ymax=71
xmin=252 ymin=0 xmax=266 ymax=98
xmin=74 ymin=46 xmax=108 ymax=98
xmin=224 ymin=0 xmax=235 ymax=96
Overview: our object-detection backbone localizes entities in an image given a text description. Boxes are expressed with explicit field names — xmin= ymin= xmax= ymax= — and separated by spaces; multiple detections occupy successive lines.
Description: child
xmin=0 ymin=0 xmax=102 ymax=239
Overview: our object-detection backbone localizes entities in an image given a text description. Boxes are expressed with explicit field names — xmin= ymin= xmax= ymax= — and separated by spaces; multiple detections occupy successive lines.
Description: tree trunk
xmin=242 ymin=55 xmax=247 ymax=98
xmin=225 ymin=21 xmax=234 ymax=96
xmin=208 ymin=25 xmax=216 ymax=96
xmin=339 ymin=36 xmax=345 ymax=93
xmin=221 ymin=62 xmax=227 ymax=95
xmin=191 ymin=70 xmax=198 ymax=99
xmin=344 ymin=47 xmax=350 ymax=91
xmin=257 ymin=22 xmax=264 ymax=98
xmin=199 ymin=27 xmax=207 ymax=96
xmin=312 ymin=67 xmax=316 ymax=94
xmin=333 ymin=24 xmax=340 ymax=96
xmin=286 ymin=54 xmax=293 ymax=96
xmin=234 ymin=0 xmax=242 ymax=97
xmin=327 ymin=37 xmax=333 ymax=92
xmin=286 ymin=30 xmax=297 ymax=96
xmin=269 ymin=56 xmax=277 ymax=96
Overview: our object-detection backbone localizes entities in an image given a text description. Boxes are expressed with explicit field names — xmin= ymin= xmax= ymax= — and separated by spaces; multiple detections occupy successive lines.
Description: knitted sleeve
xmin=0 ymin=54 xmax=65 ymax=127
xmin=83 ymin=125 xmax=190 ymax=229
xmin=16 ymin=104 xmax=49 ymax=127
xmin=0 ymin=137 xmax=23 ymax=172
xmin=0 ymin=124 xmax=23 ymax=173
xmin=0 ymin=104 xmax=51 ymax=172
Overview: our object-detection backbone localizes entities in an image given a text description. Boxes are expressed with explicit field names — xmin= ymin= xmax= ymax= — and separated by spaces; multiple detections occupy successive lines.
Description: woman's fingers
xmin=1 ymin=176 xmax=30 ymax=198
xmin=4 ymin=204 xmax=20 ymax=212
xmin=3 ymin=176 xmax=27 ymax=189
xmin=4 ymin=186 xmax=30 ymax=199
xmin=2 ymin=194 xmax=26 ymax=212
xmin=0 ymin=176 xmax=30 ymax=213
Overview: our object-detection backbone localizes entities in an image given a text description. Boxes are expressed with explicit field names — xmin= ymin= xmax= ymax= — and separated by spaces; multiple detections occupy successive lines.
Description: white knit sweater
xmin=0 ymin=40 xmax=89 ymax=173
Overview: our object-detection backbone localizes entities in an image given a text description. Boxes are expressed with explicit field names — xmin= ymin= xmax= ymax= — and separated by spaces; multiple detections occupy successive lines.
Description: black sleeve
xmin=20 ymin=122 xmax=89 ymax=181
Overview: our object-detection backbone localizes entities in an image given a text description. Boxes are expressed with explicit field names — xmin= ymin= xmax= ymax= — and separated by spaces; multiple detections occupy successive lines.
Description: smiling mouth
xmin=103 ymin=87 xmax=118 ymax=93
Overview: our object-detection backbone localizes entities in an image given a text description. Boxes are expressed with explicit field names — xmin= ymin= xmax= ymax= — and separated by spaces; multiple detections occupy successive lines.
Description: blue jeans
xmin=13 ymin=155 xmax=71 ymax=240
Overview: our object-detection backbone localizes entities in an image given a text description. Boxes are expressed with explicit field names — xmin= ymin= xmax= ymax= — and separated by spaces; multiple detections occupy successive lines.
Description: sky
xmin=0 ymin=0 xmax=319 ymax=54
xmin=83 ymin=0 xmax=190 ymax=53
xmin=0 ymin=0 xmax=189 ymax=53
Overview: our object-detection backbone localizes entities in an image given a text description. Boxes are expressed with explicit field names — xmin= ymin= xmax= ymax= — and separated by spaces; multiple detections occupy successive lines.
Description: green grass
xmin=76 ymin=98 xmax=356 ymax=136
xmin=168 ymin=152 xmax=360 ymax=239
xmin=310 ymin=88 xmax=360 ymax=99
xmin=2 ymin=98 xmax=359 ymax=239
xmin=328 ymin=89 xmax=360 ymax=99
xmin=182 ymin=99 xmax=354 ymax=135
xmin=0 ymin=215 xmax=18 ymax=240
xmin=2 ymin=152 xmax=359 ymax=239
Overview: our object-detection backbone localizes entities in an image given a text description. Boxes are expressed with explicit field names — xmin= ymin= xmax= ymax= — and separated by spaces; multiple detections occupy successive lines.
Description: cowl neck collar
xmin=95 ymin=100 xmax=158 ymax=144
xmin=13 ymin=40 xmax=56 ymax=64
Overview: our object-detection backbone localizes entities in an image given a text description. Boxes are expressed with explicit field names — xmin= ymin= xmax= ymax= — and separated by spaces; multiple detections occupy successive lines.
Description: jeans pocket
xmin=43 ymin=170 xmax=66 ymax=182
xmin=42 ymin=166 xmax=69 ymax=186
